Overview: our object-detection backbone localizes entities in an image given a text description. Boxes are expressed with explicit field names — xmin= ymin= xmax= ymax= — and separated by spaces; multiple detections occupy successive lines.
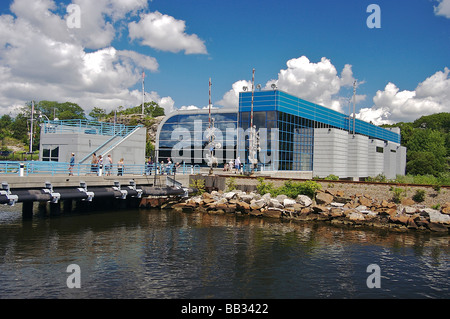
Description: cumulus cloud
xmin=217 ymin=56 xmax=365 ymax=113
xmin=66 ymin=0 xmax=149 ymax=49
xmin=216 ymin=80 xmax=253 ymax=109
xmin=434 ymin=0 xmax=450 ymax=18
xmin=0 ymin=0 xmax=205 ymax=115
xmin=356 ymin=68 xmax=450 ymax=124
xmin=128 ymin=11 xmax=207 ymax=54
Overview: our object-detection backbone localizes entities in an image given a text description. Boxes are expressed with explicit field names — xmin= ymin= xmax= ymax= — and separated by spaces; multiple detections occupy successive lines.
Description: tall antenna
xmin=248 ymin=68 xmax=259 ymax=171
xmin=29 ymin=100 xmax=34 ymax=154
xmin=205 ymin=77 xmax=220 ymax=172
xmin=352 ymin=80 xmax=356 ymax=136
xmin=208 ymin=77 xmax=212 ymax=128
xmin=141 ymin=71 xmax=145 ymax=116
xmin=250 ymin=68 xmax=255 ymax=130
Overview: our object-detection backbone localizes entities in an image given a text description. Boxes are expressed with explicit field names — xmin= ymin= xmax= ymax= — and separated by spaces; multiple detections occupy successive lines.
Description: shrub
xmin=256 ymin=178 xmax=321 ymax=199
xmin=225 ymin=177 xmax=237 ymax=192
xmin=366 ymin=174 xmax=388 ymax=183
xmin=412 ymin=189 xmax=426 ymax=202
xmin=190 ymin=178 xmax=205 ymax=195
xmin=391 ymin=187 xmax=406 ymax=203
xmin=256 ymin=177 xmax=275 ymax=196
xmin=432 ymin=184 xmax=441 ymax=194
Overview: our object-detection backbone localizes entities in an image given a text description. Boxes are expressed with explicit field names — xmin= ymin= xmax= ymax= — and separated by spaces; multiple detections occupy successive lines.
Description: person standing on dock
xmin=106 ymin=154 xmax=113 ymax=176
xmin=69 ymin=152 xmax=75 ymax=176
xmin=234 ymin=157 xmax=241 ymax=173
xmin=91 ymin=153 xmax=98 ymax=175
xmin=117 ymin=158 xmax=124 ymax=176
xmin=98 ymin=155 xmax=103 ymax=176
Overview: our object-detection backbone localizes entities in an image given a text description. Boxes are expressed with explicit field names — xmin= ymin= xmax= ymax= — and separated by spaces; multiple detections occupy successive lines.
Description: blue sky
xmin=0 ymin=0 xmax=449 ymax=124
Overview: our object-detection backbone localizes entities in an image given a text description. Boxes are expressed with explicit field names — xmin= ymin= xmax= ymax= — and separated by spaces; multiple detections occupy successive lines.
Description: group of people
xmin=69 ymin=152 xmax=123 ymax=176
xmin=90 ymin=153 xmax=119 ymax=176
xmin=223 ymin=157 xmax=243 ymax=173
xmin=69 ymin=153 xmax=244 ymax=176
xmin=145 ymin=157 xmax=181 ymax=175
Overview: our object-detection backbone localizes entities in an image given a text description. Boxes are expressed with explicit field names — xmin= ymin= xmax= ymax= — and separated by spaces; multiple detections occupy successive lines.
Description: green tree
xmin=406 ymin=151 xmax=446 ymax=176
xmin=35 ymin=101 xmax=86 ymax=120
xmin=89 ymin=107 xmax=107 ymax=120
xmin=413 ymin=113 xmax=450 ymax=132
xmin=406 ymin=129 xmax=447 ymax=176
xmin=152 ymin=105 xmax=165 ymax=117
xmin=0 ymin=114 xmax=13 ymax=138
xmin=10 ymin=113 xmax=30 ymax=145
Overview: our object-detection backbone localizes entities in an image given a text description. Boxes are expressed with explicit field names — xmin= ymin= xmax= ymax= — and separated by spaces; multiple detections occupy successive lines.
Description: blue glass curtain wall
xmin=158 ymin=111 xmax=238 ymax=165
xmin=239 ymin=90 xmax=400 ymax=144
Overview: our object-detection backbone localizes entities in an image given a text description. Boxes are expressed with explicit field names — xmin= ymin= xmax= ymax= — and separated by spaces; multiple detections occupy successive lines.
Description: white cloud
xmin=434 ymin=0 xmax=450 ymax=18
xmin=145 ymin=91 xmax=175 ymax=115
xmin=218 ymin=56 xmax=365 ymax=113
xmin=356 ymin=68 xmax=450 ymax=124
xmin=179 ymin=105 xmax=200 ymax=111
xmin=65 ymin=0 xmax=149 ymax=49
xmin=216 ymin=80 xmax=253 ymax=108
xmin=0 ymin=0 xmax=197 ymax=115
xmin=128 ymin=11 xmax=207 ymax=54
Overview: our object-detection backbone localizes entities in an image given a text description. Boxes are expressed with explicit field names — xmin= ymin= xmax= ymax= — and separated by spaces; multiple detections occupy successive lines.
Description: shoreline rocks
xmin=169 ymin=189 xmax=450 ymax=234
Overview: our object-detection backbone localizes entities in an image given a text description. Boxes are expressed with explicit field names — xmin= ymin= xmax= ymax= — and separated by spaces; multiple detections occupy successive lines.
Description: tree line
xmin=381 ymin=112 xmax=449 ymax=178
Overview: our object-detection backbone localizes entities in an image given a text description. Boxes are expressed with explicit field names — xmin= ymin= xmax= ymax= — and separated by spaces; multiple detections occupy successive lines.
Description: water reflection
xmin=0 ymin=206 xmax=448 ymax=299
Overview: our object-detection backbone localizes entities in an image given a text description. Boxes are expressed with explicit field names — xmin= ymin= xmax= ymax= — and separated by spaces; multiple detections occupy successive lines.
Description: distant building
xmin=39 ymin=119 xmax=146 ymax=166
xmin=156 ymin=89 xmax=406 ymax=180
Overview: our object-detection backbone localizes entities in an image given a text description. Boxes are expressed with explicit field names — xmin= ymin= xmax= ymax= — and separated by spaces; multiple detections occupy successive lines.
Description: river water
xmin=0 ymin=204 xmax=448 ymax=299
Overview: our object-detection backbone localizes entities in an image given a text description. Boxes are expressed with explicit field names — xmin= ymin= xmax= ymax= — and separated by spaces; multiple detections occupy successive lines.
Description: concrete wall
xmin=312 ymin=129 xmax=406 ymax=180
xmin=40 ymin=126 xmax=147 ymax=166
xmin=367 ymin=139 xmax=385 ymax=177
xmin=383 ymin=142 xmax=400 ymax=179
xmin=347 ymin=134 xmax=369 ymax=179
xmin=313 ymin=128 xmax=349 ymax=178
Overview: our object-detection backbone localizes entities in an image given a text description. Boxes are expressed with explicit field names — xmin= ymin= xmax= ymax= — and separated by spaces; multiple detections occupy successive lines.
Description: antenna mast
xmin=250 ymin=68 xmax=255 ymax=130
xmin=248 ymin=68 xmax=259 ymax=172
xmin=208 ymin=77 xmax=212 ymax=128
xmin=29 ymin=100 xmax=34 ymax=154
xmin=205 ymin=77 xmax=220 ymax=173
xmin=142 ymin=71 xmax=145 ymax=116
xmin=352 ymin=80 xmax=356 ymax=136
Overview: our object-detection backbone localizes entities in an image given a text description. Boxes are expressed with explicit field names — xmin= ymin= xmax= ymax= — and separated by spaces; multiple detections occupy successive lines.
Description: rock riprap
xmin=169 ymin=190 xmax=450 ymax=233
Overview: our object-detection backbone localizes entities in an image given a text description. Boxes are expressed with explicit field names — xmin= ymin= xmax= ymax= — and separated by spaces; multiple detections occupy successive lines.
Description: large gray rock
xmin=296 ymin=195 xmax=312 ymax=207
xmin=421 ymin=208 xmax=450 ymax=224
xmin=283 ymin=198 xmax=296 ymax=207
xmin=276 ymin=194 xmax=288 ymax=202
xmin=224 ymin=191 xmax=237 ymax=200
xmin=250 ymin=199 xmax=266 ymax=210
xmin=269 ymin=198 xmax=283 ymax=209
xmin=238 ymin=194 xmax=254 ymax=203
